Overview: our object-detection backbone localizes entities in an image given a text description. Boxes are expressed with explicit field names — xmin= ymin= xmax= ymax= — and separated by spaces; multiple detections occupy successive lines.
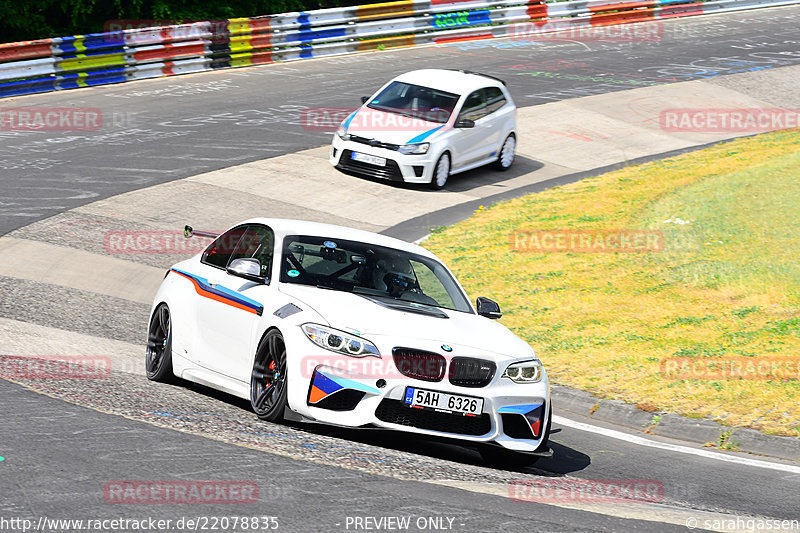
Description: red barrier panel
xmin=131 ymin=43 xmax=206 ymax=62
xmin=526 ymin=3 xmax=549 ymax=19
xmin=0 ymin=40 xmax=53 ymax=62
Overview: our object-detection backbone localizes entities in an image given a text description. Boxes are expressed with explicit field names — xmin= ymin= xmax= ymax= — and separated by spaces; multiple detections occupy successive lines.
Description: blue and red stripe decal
xmin=308 ymin=368 xmax=380 ymax=404
xmin=170 ymin=268 xmax=263 ymax=316
xmin=499 ymin=403 xmax=545 ymax=438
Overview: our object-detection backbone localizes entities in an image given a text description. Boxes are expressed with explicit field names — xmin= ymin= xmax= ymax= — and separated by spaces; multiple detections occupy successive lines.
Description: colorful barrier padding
xmin=1 ymin=0 xmax=797 ymax=98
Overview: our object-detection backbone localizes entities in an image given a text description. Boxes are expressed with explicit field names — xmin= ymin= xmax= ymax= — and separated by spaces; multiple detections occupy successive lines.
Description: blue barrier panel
xmin=56 ymin=67 xmax=128 ymax=89
xmin=0 ymin=77 xmax=58 ymax=98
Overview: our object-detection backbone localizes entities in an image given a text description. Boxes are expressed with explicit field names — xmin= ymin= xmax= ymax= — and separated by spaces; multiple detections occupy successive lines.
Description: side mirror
xmin=227 ymin=258 xmax=268 ymax=284
xmin=454 ymin=118 xmax=475 ymax=129
xmin=361 ymin=96 xmax=369 ymax=104
xmin=476 ymin=296 xmax=501 ymax=319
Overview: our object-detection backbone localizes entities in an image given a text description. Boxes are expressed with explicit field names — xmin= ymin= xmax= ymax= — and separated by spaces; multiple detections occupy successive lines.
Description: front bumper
xmin=294 ymin=352 xmax=551 ymax=453
xmin=330 ymin=136 xmax=437 ymax=184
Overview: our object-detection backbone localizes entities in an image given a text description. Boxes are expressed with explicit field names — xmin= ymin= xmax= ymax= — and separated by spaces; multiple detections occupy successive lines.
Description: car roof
xmin=392 ymin=69 xmax=505 ymax=95
xmin=235 ymin=218 xmax=439 ymax=259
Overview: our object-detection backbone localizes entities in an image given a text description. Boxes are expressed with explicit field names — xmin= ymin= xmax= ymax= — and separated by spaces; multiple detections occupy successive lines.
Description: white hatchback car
xmin=330 ymin=69 xmax=517 ymax=189
xmin=147 ymin=219 xmax=551 ymax=466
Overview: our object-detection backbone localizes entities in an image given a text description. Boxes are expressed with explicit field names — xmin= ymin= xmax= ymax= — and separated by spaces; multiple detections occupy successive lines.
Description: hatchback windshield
xmin=280 ymin=235 xmax=472 ymax=314
xmin=367 ymin=81 xmax=460 ymax=124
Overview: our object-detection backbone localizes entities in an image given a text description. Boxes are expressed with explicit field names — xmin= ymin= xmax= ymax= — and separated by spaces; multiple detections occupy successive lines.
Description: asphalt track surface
xmin=2 ymin=7 xmax=800 ymax=236
xmin=2 ymin=7 xmax=800 ymax=532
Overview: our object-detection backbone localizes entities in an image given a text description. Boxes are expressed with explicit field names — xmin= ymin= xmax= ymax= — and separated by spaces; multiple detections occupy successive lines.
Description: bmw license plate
xmin=351 ymin=151 xmax=386 ymax=166
xmin=404 ymin=387 xmax=483 ymax=416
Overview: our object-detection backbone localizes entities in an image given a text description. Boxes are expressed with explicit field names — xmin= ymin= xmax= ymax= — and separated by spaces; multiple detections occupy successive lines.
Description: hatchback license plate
xmin=351 ymin=151 xmax=386 ymax=166
xmin=404 ymin=387 xmax=483 ymax=416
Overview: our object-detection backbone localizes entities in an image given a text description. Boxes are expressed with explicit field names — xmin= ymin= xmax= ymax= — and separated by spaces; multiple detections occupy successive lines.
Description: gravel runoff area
xmin=0 ymin=364 xmax=723 ymax=515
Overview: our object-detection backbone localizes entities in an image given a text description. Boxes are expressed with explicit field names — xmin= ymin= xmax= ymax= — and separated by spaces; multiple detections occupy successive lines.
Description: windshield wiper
xmin=369 ymin=105 xmax=416 ymax=119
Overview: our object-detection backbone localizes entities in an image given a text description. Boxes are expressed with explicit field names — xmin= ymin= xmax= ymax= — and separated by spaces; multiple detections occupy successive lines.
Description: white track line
xmin=412 ymin=233 xmax=431 ymax=245
xmin=554 ymin=415 xmax=800 ymax=474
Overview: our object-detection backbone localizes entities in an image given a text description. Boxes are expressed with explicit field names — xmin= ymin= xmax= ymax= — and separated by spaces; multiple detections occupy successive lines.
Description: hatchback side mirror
xmin=361 ymin=96 xmax=369 ymax=104
xmin=454 ymin=118 xmax=475 ymax=129
xmin=227 ymin=258 xmax=268 ymax=284
xmin=476 ymin=296 xmax=502 ymax=319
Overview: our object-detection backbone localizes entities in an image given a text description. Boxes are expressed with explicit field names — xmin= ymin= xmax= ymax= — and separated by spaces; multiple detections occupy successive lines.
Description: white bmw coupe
xmin=147 ymin=219 xmax=551 ymax=466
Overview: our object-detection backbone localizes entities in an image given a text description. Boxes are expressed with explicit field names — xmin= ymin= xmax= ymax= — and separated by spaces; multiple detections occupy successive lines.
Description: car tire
xmin=429 ymin=152 xmax=451 ymax=190
xmin=493 ymin=134 xmax=516 ymax=171
xmin=479 ymin=405 xmax=551 ymax=468
xmin=145 ymin=303 xmax=174 ymax=382
xmin=250 ymin=329 xmax=289 ymax=422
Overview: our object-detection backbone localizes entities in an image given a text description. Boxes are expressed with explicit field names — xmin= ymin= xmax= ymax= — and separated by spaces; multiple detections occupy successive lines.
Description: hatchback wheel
xmin=493 ymin=134 xmax=516 ymax=171
xmin=430 ymin=153 xmax=451 ymax=190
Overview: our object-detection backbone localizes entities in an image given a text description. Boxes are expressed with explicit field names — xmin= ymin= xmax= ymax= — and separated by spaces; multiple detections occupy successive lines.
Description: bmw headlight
xmin=336 ymin=125 xmax=350 ymax=141
xmin=398 ymin=142 xmax=429 ymax=155
xmin=502 ymin=360 xmax=543 ymax=383
xmin=302 ymin=323 xmax=380 ymax=357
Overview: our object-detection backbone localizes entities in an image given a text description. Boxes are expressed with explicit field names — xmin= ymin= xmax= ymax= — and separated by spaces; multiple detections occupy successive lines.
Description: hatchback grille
xmin=448 ymin=357 xmax=496 ymax=388
xmin=337 ymin=150 xmax=403 ymax=181
xmin=349 ymin=135 xmax=399 ymax=151
xmin=392 ymin=348 xmax=446 ymax=382
xmin=375 ymin=399 xmax=491 ymax=436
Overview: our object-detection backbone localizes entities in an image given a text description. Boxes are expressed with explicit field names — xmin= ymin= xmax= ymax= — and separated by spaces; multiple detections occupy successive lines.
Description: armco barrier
xmin=0 ymin=0 xmax=797 ymax=99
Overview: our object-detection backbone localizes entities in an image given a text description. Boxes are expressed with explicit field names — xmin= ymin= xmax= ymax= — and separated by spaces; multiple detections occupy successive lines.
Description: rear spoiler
xmin=184 ymin=225 xmax=220 ymax=240
xmin=446 ymin=69 xmax=507 ymax=86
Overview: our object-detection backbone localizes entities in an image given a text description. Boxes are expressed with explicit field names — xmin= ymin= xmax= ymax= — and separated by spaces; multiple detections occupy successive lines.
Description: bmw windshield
xmin=280 ymin=235 xmax=473 ymax=314
xmin=367 ymin=81 xmax=459 ymax=124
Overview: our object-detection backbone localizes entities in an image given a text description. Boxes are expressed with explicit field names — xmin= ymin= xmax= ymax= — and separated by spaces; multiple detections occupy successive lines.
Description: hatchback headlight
xmin=398 ymin=142 xmax=429 ymax=155
xmin=502 ymin=360 xmax=543 ymax=383
xmin=336 ymin=125 xmax=350 ymax=141
xmin=302 ymin=323 xmax=380 ymax=357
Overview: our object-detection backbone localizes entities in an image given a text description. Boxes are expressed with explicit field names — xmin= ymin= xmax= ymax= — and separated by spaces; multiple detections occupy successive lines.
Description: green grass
xmin=423 ymin=129 xmax=800 ymax=436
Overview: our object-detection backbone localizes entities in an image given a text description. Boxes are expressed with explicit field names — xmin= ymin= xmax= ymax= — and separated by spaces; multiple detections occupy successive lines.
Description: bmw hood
xmin=343 ymin=107 xmax=448 ymax=146
xmin=279 ymin=284 xmax=533 ymax=359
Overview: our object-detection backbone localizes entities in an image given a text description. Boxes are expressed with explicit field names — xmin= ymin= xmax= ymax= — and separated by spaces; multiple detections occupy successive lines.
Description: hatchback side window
xmin=457 ymin=90 xmax=487 ymax=122
xmin=484 ymin=87 xmax=507 ymax=115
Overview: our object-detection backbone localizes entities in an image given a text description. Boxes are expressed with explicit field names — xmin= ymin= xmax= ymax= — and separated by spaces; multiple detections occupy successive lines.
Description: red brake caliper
xmin=265 ymin=360 xmax=276 ymax=388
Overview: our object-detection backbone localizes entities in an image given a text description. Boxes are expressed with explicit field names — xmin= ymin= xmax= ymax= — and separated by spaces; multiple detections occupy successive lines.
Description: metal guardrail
xmin=0 ymin=0 xmax=796 ymax=98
